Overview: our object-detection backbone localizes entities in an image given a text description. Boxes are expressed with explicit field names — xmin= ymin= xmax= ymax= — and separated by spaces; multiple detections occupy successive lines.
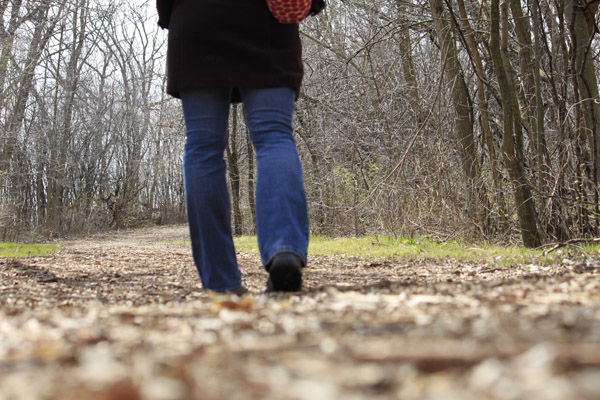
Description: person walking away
xmin=156 ymin=0 xmax=325 ymax=293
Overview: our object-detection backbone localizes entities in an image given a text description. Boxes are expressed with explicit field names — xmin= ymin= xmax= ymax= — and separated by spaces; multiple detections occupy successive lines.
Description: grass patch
xmin=0 ymin=243 xmax=60 ymax=258
xmin=172 ymin=236 xmax=599 ymax=265
xmin=233 ymin=236 xmax=594 ymax=265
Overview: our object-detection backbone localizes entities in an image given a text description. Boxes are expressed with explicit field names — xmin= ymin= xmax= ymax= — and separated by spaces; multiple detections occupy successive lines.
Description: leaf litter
xmin=0 ymin=225 xmax=599 ymax=399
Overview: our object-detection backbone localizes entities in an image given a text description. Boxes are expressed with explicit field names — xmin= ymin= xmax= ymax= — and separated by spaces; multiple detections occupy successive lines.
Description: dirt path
xmin=1 ymin=225 xmax=599 ymax=399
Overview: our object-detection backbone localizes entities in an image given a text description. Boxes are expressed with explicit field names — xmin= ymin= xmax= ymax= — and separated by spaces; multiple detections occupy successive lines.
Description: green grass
xmin=233 ymin=235 xmax=600 ymax=266
xmin=0 ymin=243 xmax=60 ymax=258
xmin=171 ymin=235 xmax=600 ymax=265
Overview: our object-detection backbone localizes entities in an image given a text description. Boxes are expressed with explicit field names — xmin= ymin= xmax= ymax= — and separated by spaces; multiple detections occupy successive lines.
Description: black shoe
xmin=265 ymin=252 xmax=303 ymax=293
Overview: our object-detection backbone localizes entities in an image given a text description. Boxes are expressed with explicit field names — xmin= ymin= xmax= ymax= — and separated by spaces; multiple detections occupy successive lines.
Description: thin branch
xmin=542 ymin=237 xmax=600 ymax=255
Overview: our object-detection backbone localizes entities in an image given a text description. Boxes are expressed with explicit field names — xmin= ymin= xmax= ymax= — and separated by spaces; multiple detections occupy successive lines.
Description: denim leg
xmin=180 ymin=89 xmax=242 ymax=292
xmin=240 ymin=87 xmax=309 ymax=267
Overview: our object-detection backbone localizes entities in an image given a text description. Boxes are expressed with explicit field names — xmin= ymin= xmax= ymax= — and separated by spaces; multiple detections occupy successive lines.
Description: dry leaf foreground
xmin=1 ymin=225 xmax=599 ymax=400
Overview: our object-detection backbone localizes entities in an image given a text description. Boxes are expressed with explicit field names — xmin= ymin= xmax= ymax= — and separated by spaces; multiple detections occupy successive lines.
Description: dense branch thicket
xmin=1 ymin=0 xmax=600 ymax=246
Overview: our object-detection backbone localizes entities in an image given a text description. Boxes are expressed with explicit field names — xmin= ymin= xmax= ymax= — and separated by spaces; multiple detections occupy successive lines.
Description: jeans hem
xmin=265 ymin=247 xmax=307 ymax=269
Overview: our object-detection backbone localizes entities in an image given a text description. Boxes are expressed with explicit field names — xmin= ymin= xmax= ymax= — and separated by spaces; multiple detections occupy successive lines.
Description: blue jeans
xmin=181 ymin=88 xmax=309 ymax=292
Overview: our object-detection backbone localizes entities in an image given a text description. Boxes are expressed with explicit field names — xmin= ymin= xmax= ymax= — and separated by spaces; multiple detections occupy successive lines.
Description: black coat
xmin=156 ymin=0 xmax=307 ymax=102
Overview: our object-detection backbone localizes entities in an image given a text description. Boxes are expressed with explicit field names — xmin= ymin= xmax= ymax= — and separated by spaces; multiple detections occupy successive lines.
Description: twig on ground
xmin=542 ymin=237 xmax=600 ymax=256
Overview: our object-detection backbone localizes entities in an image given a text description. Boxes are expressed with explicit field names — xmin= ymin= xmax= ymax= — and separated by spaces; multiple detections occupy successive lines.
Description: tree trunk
xmin=48 ymin=1 xmax=87 ymax=231
xmin=1 ymin=3 xmax=54 ymax=201
xmin=429 ymin=0 xmax=488 ymax=228
xmin=246 ymin=126 xmax=256 ymax=231
xmin=227 ymin=104 xmax=243 ymax=236
xmin=0 ymin=0 xmax=24 ymax=115
xmin=396 ymin=0 xmax=424 ymax=125
xmin=539 ymin=0 xmax=571 ymax=239
xmin=456 ymin=0 xmax=508 ymax=229
xmin=567 ymin=0 xmax=600 ymax=233
xmin=489 ymin=0 xmax=542 ymax=247
xmin=508 ymin=0 xmax=550 ymax=216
